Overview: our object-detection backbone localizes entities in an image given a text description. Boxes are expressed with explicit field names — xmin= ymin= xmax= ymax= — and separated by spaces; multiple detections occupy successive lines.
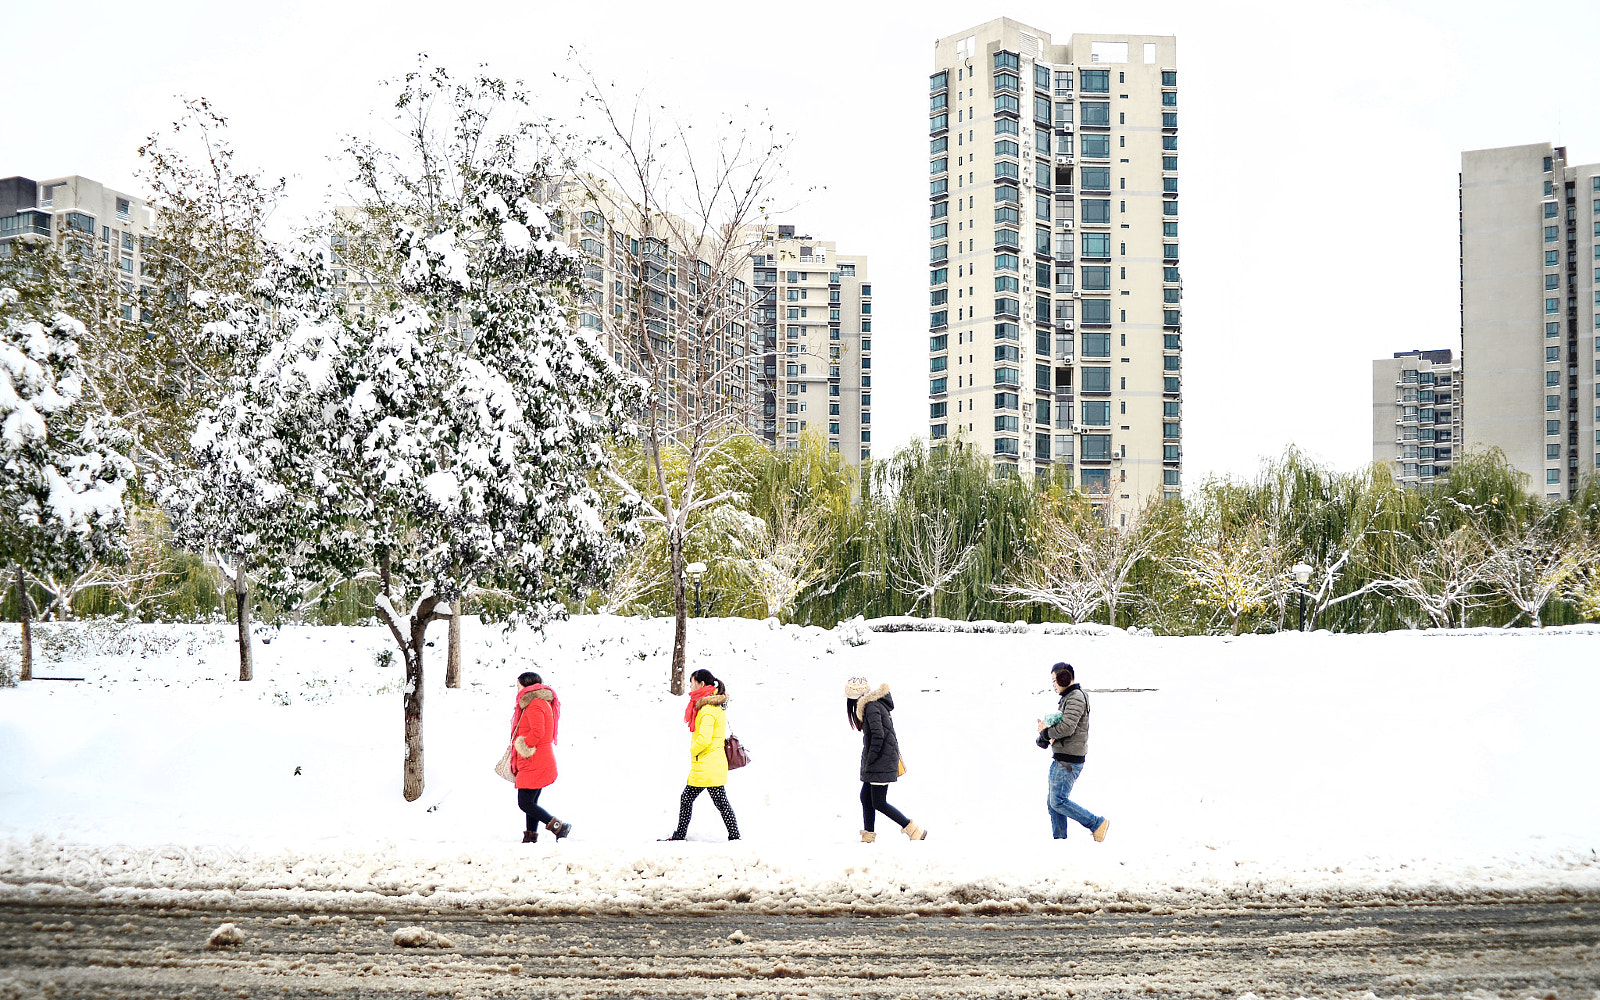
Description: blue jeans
xmin=1046 ymin=760 xmax=1103 ymax=839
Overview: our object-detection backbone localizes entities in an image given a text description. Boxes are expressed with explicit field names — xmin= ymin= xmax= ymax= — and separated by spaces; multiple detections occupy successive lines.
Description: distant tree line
xmin=12 ymin=437 xmax=1598 ymax=636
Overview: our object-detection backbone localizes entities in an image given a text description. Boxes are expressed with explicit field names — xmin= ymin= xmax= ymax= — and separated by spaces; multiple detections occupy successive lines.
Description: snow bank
xmin=1 ymin=616 xmax=1597 ymax=913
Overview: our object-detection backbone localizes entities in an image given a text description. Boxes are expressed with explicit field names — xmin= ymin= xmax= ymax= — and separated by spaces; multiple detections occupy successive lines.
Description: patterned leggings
xmin=674 ymin=784 xmax=740 ymax=839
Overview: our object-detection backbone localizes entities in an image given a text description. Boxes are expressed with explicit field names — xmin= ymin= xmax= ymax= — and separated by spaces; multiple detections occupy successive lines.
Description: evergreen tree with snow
xmin=214 ymin=64 xmax=641 ymax=800
xmin=0 ymin=285 xmax=135 ymax=679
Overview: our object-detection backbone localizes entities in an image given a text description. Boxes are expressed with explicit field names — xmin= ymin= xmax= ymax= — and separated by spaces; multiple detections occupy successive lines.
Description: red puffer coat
xmin=511 ymin=686 xmax=558 ymax=790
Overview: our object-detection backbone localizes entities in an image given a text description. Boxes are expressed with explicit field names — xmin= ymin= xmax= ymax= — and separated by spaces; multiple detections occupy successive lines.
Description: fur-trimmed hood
xmin=517 ymin=686 xmax=556 ymax=711
xmin=692 ymin=692 xmax=729 ymax=719
xmin=853 ymin=683 xmax=892 ymax=721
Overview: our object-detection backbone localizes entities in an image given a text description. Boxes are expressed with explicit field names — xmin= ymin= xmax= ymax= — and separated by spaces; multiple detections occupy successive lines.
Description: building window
xmin=1082 ymin=199 xmax=1111 ymax=223
xmin=1081 ymin=435 xmax=1112 ymax=461
xmin=995 ymin=414 xmax=1020 ymax=432
xmin=1162 ymin=91 xmax=1177 ymax=107
xmin=1082 ymin=299 xmax=1111 ymax=324
xmin=1082 ymin=332 xmax=1111 ymax=357
xmin=1547 ymin=395 xmax=1560 ymax=411
xmin=931 ymin=377 xmax=947 ymax=394
xmin=995 ymin=94 xmax=1021 ymax=114
xmin=995 ymin=117 xmax=1020 ymax=136
xmin=1548 ymin=419 xmax=1561 ymax=435
xmin=995 ymin=392 xmax=1019 ymax=410
xmin=931 ymin=356 xmax=948 ymax=373
xmin=995 ymin=253 xmax=1020 ymax=272
xmin=1082 ymin=233 xmax=1111 ymax=258
xmin=994 ymin=436 xmax=1019 ymax=455
xmin=1082 ymin=366 xmax=1111 ymax=392
xmin=1548 ymin=346 xmax=1560 ymax=362
xmin=1163 ymin=444 xmax=1182 ymax=462
xmin=1081 ymin=134 xmax=1110 ymax=159
xmin=1548 ymin=469 xmax=1561 ymax=485
xmin=1163 ymin=201 xmax=1179 ymax=217
xmin=994 ymin=322 xmax=1020 ymax=340
xmin=1545 ymin=226 xmax=1559 ymax=242
xmin=1081 ymin=400 xmax=1111 ymax=425
xmin=931 ymin=71 xmax=948 ymax=91
xmin=930 ymin=423 xmax=948 ymax=439
xmin=1079 ymin=69 xmax=1109 ymax=93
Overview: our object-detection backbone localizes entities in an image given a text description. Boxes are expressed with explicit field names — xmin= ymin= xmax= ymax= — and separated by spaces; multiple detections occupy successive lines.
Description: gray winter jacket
xmin=1043 ymin=684 xmax=1090 ymax=762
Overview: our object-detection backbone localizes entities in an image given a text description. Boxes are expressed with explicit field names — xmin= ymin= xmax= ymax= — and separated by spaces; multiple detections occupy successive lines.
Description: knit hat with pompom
xmin=843 ymin=676 xmax=870 ymax=699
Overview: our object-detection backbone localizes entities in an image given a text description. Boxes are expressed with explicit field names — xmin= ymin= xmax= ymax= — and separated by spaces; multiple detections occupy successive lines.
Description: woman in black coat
xmin=844 ymin=676 xmax=926 ymax=842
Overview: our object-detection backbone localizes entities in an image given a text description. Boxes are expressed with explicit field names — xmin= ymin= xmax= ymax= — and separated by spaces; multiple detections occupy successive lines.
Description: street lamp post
xmin=686 ymin=562 xmax=707 ymax=618
xmin=1291 ymin=562 xmax=1313 ymax=632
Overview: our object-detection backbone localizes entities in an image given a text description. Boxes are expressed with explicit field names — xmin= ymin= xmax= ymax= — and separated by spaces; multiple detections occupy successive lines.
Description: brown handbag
xmin=724 ymin=735 xmax=751 ymax=770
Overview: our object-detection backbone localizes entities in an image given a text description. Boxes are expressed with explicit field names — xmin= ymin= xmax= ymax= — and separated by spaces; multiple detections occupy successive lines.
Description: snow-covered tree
xmin=717 ymin=501 xmax=827 ymax=621
xmin=0 ymin=288 xmax=134 ymax=679
xmin=1175 ymin=516 xmax=1281 ymax=635
xmin=1374 ymin=506 xmax=1489 ymax=629
xmin=576 ymin=71 xmax=786 ymax=693
xmin=887 ymin=511 xmax=980 ymax=619
xmin=998 ymin=495 xmax=1166 ymax=627
xmin=1475 ymin=504 xmax=1590 ymax=628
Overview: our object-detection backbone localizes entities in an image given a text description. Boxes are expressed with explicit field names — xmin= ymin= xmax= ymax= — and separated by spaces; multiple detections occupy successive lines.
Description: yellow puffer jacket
xmin=687 ymin=694 xmax=729 ymax=787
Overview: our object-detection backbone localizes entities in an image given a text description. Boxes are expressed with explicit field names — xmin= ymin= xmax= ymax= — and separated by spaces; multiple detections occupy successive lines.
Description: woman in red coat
xmin=511 ymin=671 xmax=571 ymax=842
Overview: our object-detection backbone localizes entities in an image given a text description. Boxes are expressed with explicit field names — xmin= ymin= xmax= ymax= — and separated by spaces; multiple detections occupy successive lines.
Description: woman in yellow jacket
xmin=662 ymin=669 xmax=740 ymax=841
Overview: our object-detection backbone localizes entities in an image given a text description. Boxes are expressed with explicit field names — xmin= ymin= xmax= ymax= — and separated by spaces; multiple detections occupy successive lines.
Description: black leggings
xmin=518 ymin=788 xmax=553 ymax=831
xmin=860 ymin=782 xmax=909 ymax=833
xmin=675 ymin=785 xmax=739 ymax=839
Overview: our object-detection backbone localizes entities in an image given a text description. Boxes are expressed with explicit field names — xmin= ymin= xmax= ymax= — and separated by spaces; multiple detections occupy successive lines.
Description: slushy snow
xmin=1 ymin=615 xmax=1597 ymax=914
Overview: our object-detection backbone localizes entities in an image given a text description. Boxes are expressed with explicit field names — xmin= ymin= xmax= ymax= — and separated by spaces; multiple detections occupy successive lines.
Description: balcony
xmin=0 ymin=210 xmax=52 ymax=241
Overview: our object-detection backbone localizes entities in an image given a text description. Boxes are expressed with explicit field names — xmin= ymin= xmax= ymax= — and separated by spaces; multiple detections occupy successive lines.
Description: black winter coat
xmin=857 ymin=686 xmax=901 ymax=783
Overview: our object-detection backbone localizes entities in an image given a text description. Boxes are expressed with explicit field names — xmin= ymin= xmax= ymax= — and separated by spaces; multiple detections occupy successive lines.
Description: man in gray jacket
xmin=1035 ymin=662 xmax=1109 ymax=841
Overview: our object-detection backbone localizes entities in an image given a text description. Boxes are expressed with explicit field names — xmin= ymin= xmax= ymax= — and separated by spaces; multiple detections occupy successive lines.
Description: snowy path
xmin=3 ymin=617 xmax=1599 ymax=916
xmin=1 ymin=897 xmax=1596 ymax=998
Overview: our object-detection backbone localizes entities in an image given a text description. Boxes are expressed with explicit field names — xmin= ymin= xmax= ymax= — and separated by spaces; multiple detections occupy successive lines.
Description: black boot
xmin=545 ymin=817 xmax=572 ymax=840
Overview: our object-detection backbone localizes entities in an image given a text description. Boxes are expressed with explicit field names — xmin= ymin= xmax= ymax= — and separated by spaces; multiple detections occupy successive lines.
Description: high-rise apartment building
xmin=1460 ymin=143 xmax=1600 ymax=498
xmin=750 ymin=226 xmax=873 ymax=460
xmin=928 ymin=18 xmax=1181 ymax=503
xmin=1 ymin=175 xmax=154 ymax=320
xmin=1372 ymin=349 xmax=1462 ymax=485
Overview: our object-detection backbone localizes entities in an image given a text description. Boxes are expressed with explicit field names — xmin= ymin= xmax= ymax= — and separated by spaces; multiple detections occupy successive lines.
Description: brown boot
xmin=545 ymin=817 xmax=572 ymax=840
xmin=860 ymin=830 xmax=876 ymax=843
xmin=521 ymin=828 xmax=538 ymax=843
xmin=902 ymin=821 xmax=927 ymax=841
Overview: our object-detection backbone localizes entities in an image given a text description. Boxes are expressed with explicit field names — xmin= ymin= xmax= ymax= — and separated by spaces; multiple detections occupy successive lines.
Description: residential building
xmin=1372 ymin=349 xmax=1461 ymax=486
xmin=332 ymin=179 xmax=765 ymax=443
xmin=1460 ymin=143 xmax=1600 ymax=498
xmin=0 ymin=175 xmax=154 ymax=320
xmin=750 ymin=225 xmax=873 ymax=461
xmin=928 ymin=18 xmax=1181 ymax=504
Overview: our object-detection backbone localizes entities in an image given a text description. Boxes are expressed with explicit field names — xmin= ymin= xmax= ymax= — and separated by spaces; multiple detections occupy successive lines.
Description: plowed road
xmin=2 ymin=897 xmax=1596 ymax=998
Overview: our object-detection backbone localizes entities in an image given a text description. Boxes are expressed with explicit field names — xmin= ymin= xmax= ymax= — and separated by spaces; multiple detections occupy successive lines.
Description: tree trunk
xmin=445 ymin=604 xmax=462 ymax=689
xmin=669 ymin=534 xmax=686 ymax=696
xmin=403 ymin=612 xmax=427 ymax=802
xmin=235 ymin=552 xmax=253 ymax=682
xmin=16 ymin=566 xmax=32 ymax=683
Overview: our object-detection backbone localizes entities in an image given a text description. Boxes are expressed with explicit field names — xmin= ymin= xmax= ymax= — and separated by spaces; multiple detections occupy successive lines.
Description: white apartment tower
xmin=1371 ymin=349 xmax=1461 ymax=486
xmin=1460 ymin=143 xmax=1600 ymax=498
xmin=751 ymin=226 xmax=873 ymax=460
xmin=1 ymin=175 xmax=154 ymax=320
xmin=928 ymin=19 xmax=1181 ymax=502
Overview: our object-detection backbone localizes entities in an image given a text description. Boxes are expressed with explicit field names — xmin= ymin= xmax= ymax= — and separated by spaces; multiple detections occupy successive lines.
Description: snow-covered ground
xmin=2 ymin=616 xmax=1597 ymax=914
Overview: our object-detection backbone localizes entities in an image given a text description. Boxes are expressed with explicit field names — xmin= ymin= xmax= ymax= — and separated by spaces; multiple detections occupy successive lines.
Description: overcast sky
xmin=5 ymin=0 xmax=1599 ymax=484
